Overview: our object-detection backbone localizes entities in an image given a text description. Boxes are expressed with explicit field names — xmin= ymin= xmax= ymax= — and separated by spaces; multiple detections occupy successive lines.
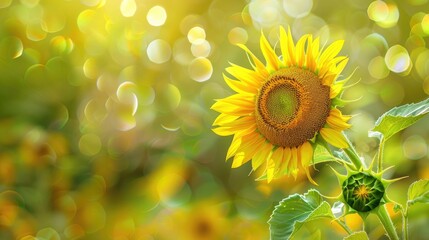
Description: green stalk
xmin=375 ymin=205 xmax=399 ymax=240
xmin=403 ymin=206 xmax=409 ymax=240
xmin=377 ymin=138 xmax=385 ymax=173
xmin=335 ymin=219 xmax=352 ymax=235
xmin=343 ymin=133 xmax=365 ymax=169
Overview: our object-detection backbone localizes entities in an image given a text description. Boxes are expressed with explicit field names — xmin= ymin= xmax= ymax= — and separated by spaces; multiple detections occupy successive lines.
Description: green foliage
xmin=408 ymin=179 xmax=429 ymax=206
xmin=268 ymin=189 xmax=335 ymax=240
xmin=369 ymin=98 xmax=429 ymax=141
xmin=312 ymin=143 xmax=335 ymax=165
xmin=343 ymin=231 xmax=369 ymax=240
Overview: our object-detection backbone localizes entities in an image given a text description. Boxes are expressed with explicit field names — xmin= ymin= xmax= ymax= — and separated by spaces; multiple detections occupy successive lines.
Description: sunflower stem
xmin=377 ymin=138 xmax=385 ymax=173
xmin=335 ymin=219 xmax=352 ymax=235
xmin=403 ymin=205 xmax=409 ymax=240
xmin=375 ymin=205 xmax=399 ymax=240
xmin=342 ymin=133 xmax=365 ymax=170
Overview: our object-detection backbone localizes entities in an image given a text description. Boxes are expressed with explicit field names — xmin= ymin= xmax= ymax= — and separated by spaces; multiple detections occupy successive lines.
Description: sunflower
xmin=212 ymin=26 xmax=352 ymax=183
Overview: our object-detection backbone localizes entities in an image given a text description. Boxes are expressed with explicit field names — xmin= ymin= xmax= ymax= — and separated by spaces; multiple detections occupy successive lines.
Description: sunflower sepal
xmin=330 ymin=161 xmax=405 ymax=218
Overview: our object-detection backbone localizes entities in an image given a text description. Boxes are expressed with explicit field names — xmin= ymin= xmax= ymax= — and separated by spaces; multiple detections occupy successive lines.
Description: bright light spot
xmin=0 ymin=37 xmax=23 ymax=59
xmin=228 ymin=27 xmax=248 ymax=45
xmin=41 ymin=12 xmax=66 ymax=33
xmin=147 ymin=39 xmax=171 ymax=64
xmin=157 ymin=84 xmax=181 ymax=111
xmin=367 ymin=1 xmax=389 ymax=22
xmin=403 ymin=135 xmax=427 ymax=160
xmin=415 ymin=50 xmax=429 ymax=79
xmin=117 ymin=81 xmax=138 ymax=116
xmin=187 ymin=26 xmax=206 ymax=44
xmin=36 ymin=228 xmax=60 ymax=240
xmin=147 ymin=5 xmax=167 ymax=26
xmin=368 ymin=56 xmax=389 ymax=79
xmin=368 ymin=2 xmax=399 ymax=28
xmin=385 ymin=45 xmax=411 ymax=73
xmin=79 ymin=133 xmax=102 ymax=156
xmin=188 ymin=57 xmax=213 ymax=82
xmin=120 ymin=0 xmax=137 ymax=18
xmin=173 ymin=38 xmax=194 ymax=65
xmin=83 ymin=58 xmax=99 ymax=79
xmin=77 ymin=10 xmax=96 ymax=33
xmin=117 ymin=114 xmax=136 ymax=131
xmin=422 ymin=14 xmax=429 ymax=35
xmin=191 ymin=40 xmax=211 ymax=57
xmin=283 ymin=0 xmax=313 ymax=18
xmin=249 ymin=0 xmax=280 ymax=27
xmin=26 ymin=24 xmax=46 ymax=41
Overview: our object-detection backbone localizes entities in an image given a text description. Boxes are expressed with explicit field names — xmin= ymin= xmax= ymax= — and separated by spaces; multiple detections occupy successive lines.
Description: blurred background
xmin=0 ymin=0 xmax=429 ymax=239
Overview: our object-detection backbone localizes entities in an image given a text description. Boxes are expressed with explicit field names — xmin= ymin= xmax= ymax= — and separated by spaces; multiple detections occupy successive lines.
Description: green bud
xmin=342 ymin=172 xmax=385 ymax=212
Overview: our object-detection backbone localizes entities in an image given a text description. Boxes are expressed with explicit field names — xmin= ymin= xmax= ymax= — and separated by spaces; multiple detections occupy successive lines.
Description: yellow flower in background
xmin=212 ymin=26 xmax=352 ymax=183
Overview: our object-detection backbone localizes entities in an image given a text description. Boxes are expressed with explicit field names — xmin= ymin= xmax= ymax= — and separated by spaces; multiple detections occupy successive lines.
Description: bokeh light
xmin=385 ymin=45 xmax=411 ymax=73
xmin=147 ymin=5 xmax=167 ymax=26
xmin=283 ymin=0 xmax=313 ymax=18
xmin=188 ymin=57 xmax=213 ymax=82
xmin=147 ymin=39 xmax=172 ymax=64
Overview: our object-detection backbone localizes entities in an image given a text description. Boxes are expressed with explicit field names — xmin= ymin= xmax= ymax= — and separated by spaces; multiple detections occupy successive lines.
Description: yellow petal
xmin=305 ymin=35 xmax=314 ymax=70
xmin=212 ymin=126 xmax=234 ymax=136
xmin=320 ymin=128 xmax=348 ymax=148
xmin=318 ymin=40 xmax=344 ymax=67
xmin=251 ymin=142 xmax=272 ymax=171
xmin=286 ymin=27 xmax=296 ymax=66
xmin=266 ymin=157 xmax=276 ymax=183
xmin=226 ymin=134 xmax=242 ymax=160
xmin=260 ymin=31 xmax=279 ymax=72
xmin=226 ymin=64 xmax=263 ymax=88
xmin=224 ymin=73 xmax=257 ymax=95
xmin=327 ymin=108 xmax=351 ymax=131
xmin=211 ymin=100 xmax=253 ymax=115
xmin=304 ymin=167 xmax=318 ymax=185
xmin=237 ymin=43 xmax=269 ymax=78
xmin=335 ymin=57 xmax=349 ymax=74
xmin=279 ymin=26 xmax=291 ymax=67
xmin=216 ymin=94 xmax=254 ymax=108
xmin=295 ymin=34 xmax=309 ymax=67
xmin=232 ymin=152 xmax=245 ymax=168
xmin=322 ymin=73 xmax=337 ymax=86
xmin=298 ymin=142 xmax=318 ymax=185
xmin=213 ymin=113 xmax=237 ymax=126
xmin=270 ymin=147 xmax=284 ymax=178
xmin=298 ymin=141 xmax=313 ymax=168
xmin=308 ymin=37 xmax=320 ymax=71
xmin=289 ymin=147 xmax=298 ymax=178
xmin=330 ymin=83 xmax=343 ymax=99
xmin=236 ymin=133 xmax=264 ymax=158
xmin=279 ymin=147 xmax=291 ymax=174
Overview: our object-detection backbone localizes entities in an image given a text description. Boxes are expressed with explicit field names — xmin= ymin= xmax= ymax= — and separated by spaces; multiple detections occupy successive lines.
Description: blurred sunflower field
xmin=1 ymin=0 xmax=429 ymax=239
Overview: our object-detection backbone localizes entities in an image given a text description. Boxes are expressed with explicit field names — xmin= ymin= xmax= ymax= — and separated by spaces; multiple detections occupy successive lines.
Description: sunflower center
xmin=264 ymin=84 xmax=299 ymax=124
xmin=255 ymin=67 xmax=331 ymax=148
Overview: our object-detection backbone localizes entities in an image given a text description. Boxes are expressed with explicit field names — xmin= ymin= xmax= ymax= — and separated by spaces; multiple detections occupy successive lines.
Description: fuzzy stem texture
xmin=376 ymin=205 xmax=400 ymax=240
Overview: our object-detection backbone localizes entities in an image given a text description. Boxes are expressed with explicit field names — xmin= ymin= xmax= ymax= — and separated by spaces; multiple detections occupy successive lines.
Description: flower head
xmin=212 ymin=26 xmax=351 ymax=183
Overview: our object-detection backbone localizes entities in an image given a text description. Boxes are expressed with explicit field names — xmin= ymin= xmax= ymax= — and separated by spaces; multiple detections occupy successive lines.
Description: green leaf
xmin=268 ymin=189 xmax=334 ymax=240
xmin=343 ymin=231 xmax=369 ymax=240
xmin=313 ymin=143 xmax=335 ymax=165
xmin=407 ymin=179 xmax=429 ymax=206
xmin=369 ymin=98 xmax=429 ymax=141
